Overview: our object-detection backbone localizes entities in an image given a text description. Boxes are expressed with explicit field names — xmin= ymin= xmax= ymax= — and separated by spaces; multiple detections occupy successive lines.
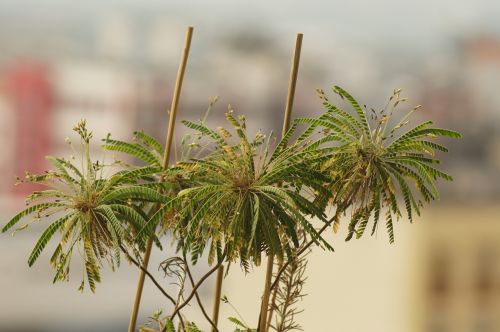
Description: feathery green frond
xmin=3 ymin=120 xmax=166 ymax=291
xmin=103 ymin=138 xmax=161 ymax=166
xmin=295 ymin=86 xmax=460 ymax=243
xmin=28 ymin=213 xmax=76 ymax=267
xmin=167 ymin=108 xmax=331 ymax=267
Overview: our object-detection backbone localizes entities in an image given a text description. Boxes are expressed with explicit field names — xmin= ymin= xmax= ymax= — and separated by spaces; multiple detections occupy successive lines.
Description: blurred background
xmin=0 ymin=0 xmax=499 ymax=331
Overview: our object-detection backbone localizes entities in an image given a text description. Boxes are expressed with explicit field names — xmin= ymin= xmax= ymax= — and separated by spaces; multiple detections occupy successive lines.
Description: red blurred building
xmin=4 ymin=62 xmax=53 ymax=196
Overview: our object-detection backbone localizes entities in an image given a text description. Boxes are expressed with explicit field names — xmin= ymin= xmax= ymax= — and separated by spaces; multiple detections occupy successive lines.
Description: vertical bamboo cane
xmin=265 ymin=260 xmax=282 ymax=331
xmin=211 ymin=264 xmax=225 ymax=332
xmin=258 ymin=32 xmax=303 ymax=332
xmin=127 ymin=26 xmax=194 ymax=332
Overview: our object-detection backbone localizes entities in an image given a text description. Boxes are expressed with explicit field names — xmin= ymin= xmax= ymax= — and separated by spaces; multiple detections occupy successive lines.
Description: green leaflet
xmin=103 ymin=166 xmax=162 ymax=193
xmin=248 ymin=193 xmax=260 ymax=249
xmin=270 ymin=123 xmax=298 ymax=161
xmin=140 ymin=198 xmax=175 ymax=241
xmin=181 ymin=120 xmax=226 ymax=146
xmin=103 ymin=139 xmax=161 ymax=166
xmin=26 ymin=190 xmax=68 ymax=204
xmin=2 ymin=202 xmax=66 ymax=233
xmin=108 ymin=204 xmax=147 ymax=229
xmin=100 ymin=208 xmax=122 ymax=268
xmin=385 ymin=208 xmax=395 ymax=244
xmin=133 ymin=130 xmax=165 ymax=156
xmin=46 ymin=156 xmax=80 ymax=188
xmin=28 ymin=213 xmax=75 ymax=266
xmin=101 ymin=186 xmax=167 ymax=204
xmin=294 ymin=117 xmax=352 ymax=142
xmin=97 ymin=205 xmax=124 ymax=239
xmin=333 ymin=85 xmax=371 ymax=138
xmin=57 ymin=157 xmax=83 ymax=178
xmin=83 ymin=239 xmax=101 ymax=293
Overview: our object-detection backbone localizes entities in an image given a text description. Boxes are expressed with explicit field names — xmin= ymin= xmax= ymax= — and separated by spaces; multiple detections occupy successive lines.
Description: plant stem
xmin=211 ymin=265 xmax=224 ymax=332
xmin=121 ymin=245 xmax=175 ymax=303
xmin=281 ymin=34 xmax=303 ymax=138
xmin=170 ymin=258 xmax=225 ymax=321
xmin=258 ymin=254 xmax=275 ymax=331
xmin=128 ymin=25 xmax=194 ymax=332
xmin=265 ymin=261 xmax=282 ymax=331
xmin=120 ymin=245 xmax=185 ymax=329
xmin=128 ymin=238 xmax=154 ymax=331
xmin=183 ymin=253 xmax=220 ymax=332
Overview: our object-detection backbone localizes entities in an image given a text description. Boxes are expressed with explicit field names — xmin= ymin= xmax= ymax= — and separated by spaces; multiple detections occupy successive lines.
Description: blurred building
xmin=1 ymin=62 xmax=53 ymax=197
xmin=414 ymin=206 xmax=500 ymax=332
xmin=463 ymin=36 xmax=500 ymax=121
xmin=0 ymin=83 xmax=15 ymax=199
xmin=51 ymin=59 xmax=138 ymax=153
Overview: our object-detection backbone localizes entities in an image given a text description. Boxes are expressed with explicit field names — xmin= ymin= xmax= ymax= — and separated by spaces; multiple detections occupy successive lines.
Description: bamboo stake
xmin=258 ymin=32 xmax=303 ymax=332
xmin=258 ymin=255 xmax=275 ymax=332
xmin=127 ymin=26 xmax=194 ymax=332
xmin=265 ymin=261 xmax=282 ymax=331
xmin=211 ymin=265 xmax=225 ymax=332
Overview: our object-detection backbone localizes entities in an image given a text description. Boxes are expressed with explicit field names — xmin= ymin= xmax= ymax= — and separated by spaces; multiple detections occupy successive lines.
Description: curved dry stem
xmin=170 ymin=257 xmax=225 ymax=323
xmin=119 ymin=244 xmax=186 ymax=329
xmin=183 ymin=253 xmax=220 ymax=332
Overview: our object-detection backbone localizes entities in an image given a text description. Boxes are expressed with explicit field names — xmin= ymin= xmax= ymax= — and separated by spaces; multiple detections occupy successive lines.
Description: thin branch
xmin=120 ymin=244 xmax=186 ymax=331
xmin=170 ymin=257 xmax=225 ymax=321
xmin=183 ymin=253 xmax=220 ymax=332
xmin=120 ymin=244 xmax=177 ymax=304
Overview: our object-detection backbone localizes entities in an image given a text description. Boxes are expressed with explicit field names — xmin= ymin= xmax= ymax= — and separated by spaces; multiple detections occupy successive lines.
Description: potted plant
xmin=2 ymin=28 xmax=461 ymax=332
